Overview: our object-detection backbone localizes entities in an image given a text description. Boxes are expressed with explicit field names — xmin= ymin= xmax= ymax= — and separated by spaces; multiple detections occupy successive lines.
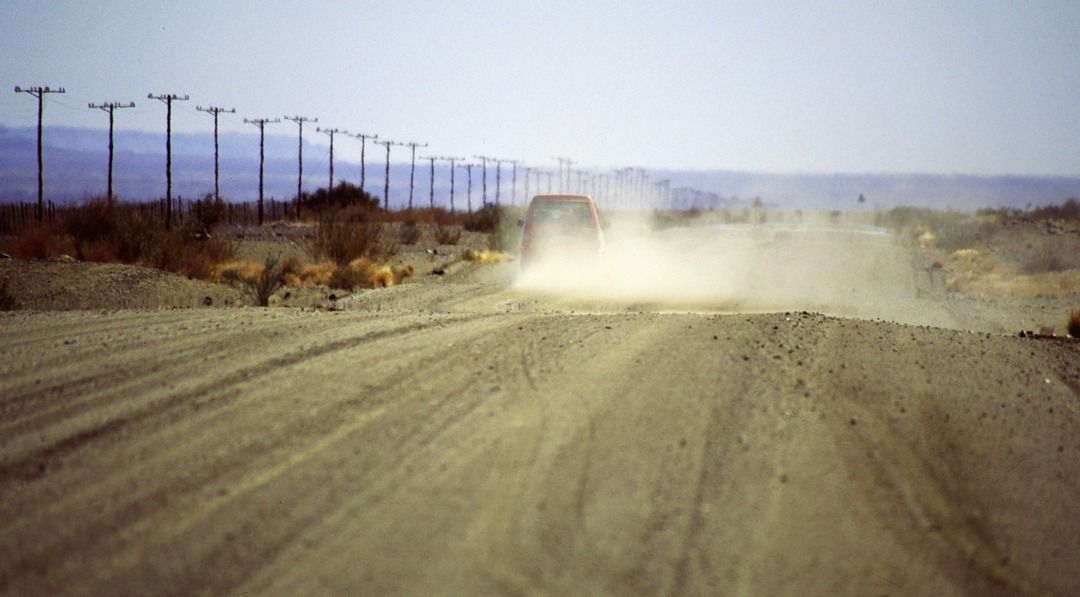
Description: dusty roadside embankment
xmin=1 ymin=262 xmax=1078 ymax=595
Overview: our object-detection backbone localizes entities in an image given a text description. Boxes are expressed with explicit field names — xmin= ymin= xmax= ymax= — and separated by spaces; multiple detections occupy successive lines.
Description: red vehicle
xmin=519 ymin=194 xmax=604 ymax=270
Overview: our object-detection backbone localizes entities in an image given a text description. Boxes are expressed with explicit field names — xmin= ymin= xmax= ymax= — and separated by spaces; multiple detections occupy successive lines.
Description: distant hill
xmin=2 ymin=124 xmax=1078 ymax=211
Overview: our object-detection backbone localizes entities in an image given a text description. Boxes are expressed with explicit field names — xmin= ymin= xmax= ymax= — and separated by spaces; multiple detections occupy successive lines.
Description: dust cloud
xmin=514 ymin=213 xmax=956 ymax=327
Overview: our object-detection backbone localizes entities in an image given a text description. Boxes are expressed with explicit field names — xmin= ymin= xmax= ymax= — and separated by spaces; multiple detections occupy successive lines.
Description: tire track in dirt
xmin=0 ymin=313 xmax=490 ymax=483
xmin=0 ymin=310 xmax=524 ymax=596
xmin=805 ymin=319 xmax=1062 ymax=596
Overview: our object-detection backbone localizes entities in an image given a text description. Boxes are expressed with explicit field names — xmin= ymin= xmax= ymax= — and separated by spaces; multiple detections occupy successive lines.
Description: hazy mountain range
xmin=2 ymin=124 xmax=1078 ymax=212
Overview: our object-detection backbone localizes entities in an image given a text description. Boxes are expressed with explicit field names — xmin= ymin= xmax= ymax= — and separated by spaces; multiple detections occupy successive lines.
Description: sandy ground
xmin=1 ymin=223 xmax=1079 ymax=596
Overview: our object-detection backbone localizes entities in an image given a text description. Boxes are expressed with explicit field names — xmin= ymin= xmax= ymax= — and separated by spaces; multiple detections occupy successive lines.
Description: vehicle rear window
xmin=530 ymin=201 xmax=594 ymax=226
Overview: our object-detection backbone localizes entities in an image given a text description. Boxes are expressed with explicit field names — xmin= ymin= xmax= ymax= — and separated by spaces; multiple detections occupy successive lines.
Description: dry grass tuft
xmin=311 ymin=217 xmax=398 ymax=265
xmin=217 ymin=255 xmax=298 ymax=306
xmin=296 ymin=262 xmax=336 ymax=286
xmin=393 ymin=264 xmax=415 ymax=281
xmin=463 ymin=249 xmax=510 ymax=264
xmin=215 ymin=260 xmax=264 ymax=284
xmin=1068 ymin=310 xmax=1080 ymax=338
xmin=325 ymin=258 xmax=412 ymax=291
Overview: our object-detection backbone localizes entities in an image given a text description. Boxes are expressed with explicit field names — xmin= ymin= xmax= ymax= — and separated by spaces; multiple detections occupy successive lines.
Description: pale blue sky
xmin=2 ymin=0 xmax=1078 ymax=175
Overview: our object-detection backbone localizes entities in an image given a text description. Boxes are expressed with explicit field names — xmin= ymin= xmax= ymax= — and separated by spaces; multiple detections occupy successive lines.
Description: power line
xmin=284 ymin=115 xmax=317 ymax=217
xmin=375 ymin=139 xmax=406 ymax=209
xmin=420 ymin=155 xmax=438 ymax=209
xmin=435 ymin=156 xmax=465 ymax=213
xmin=456 ymin=162 xmax=477 ymax=213
xmin=498 ymin=159 xmax=520 ymax=205
xmin=404 ymin=141 xmax=428 ymax=210
xmin=350 ymin=132 xmax=378 ymax=196
xmin=89 ymin=99 xmax=135 ymax=204
xmin=244 ymin=117 xmax=280 ymax=225
xmin=522 ymin=165 xmax=532 ymax=203
xmin=473 ymin=155 xmax=496 ymax=207
xmin=196 ymin=105 xmax=236 ymax=202
xmin=554 ymin=157 xmax=574 ymax=193
xmin=14 ymin=85 xmax=65 ymax=222
xmin=316 ymin=127 xmax=347 ymax=190
xmin=148 ymin=93 xmax=190 ymax=229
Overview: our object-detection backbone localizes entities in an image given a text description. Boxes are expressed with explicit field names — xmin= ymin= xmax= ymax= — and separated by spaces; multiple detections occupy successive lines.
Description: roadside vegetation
xmin=881 ymin=201 xmax=1080 ymax=334
xmin=0 ymin=196 xmax=236 ymax=280
xmin=0 ymin=183 xmax=526 ymax=306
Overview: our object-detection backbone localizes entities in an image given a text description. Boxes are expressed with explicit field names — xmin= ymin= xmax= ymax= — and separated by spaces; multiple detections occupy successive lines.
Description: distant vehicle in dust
xmin=518 ymin=194 xmax=604 ymax=270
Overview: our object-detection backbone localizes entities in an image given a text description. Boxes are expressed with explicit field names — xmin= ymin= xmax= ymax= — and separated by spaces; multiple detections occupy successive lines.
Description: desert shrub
xmin=0 ymin=277 xmax=16 ymax=310
xmin=328 ymin=263 xmax=367 ymax=291
xmin=192 ymin=193 xmax=226 ymax=233
xmin=311 ymin=216 xmax=398 ymax=265
xmin=7 ymin=224 xmax=75 ymax=259
xmin=399 ymin=221 xmax=422 ymax=245
xmin=434 ymin=224 xmax=461 ymax=245
xmin=303 ymin=181 xmax=381 ymax=215
xmin=6 ymin=198 xmax=235 ymax=279
xmin=251 ymin=254 xmax=296 ymax=306
xmin=463 ymin=204 xmax=502 ymax=233
xmin=1031 ymin=198 xmax=1080 ymax=222
xmin=136 ymin=224 xmax=236 ymax=280
xmin=222 ymin=254 xmax=296 ymax=306
xmin=1069 ymin=309 xmax=1080 ymax=338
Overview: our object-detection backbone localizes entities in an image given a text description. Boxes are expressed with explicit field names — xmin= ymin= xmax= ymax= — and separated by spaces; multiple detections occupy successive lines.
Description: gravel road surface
xmin=2 ymin=229 xmax=1078 ymax=596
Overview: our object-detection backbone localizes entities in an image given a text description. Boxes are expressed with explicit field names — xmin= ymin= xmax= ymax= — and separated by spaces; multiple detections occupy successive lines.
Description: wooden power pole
xmin=317 ymin=127 xmax=347 ymax=191
xmin=148 ymin=93 xmax=190 ymax=229
xmin=244 ymin=117 xmax=279 ymax=225
xmin=284 ymin=115 xmax=317 ymax=218
xmin=88 ymin=99 xmax=135 ymax=205
xmin=196 ymin=105 xmax=236 ymax=202
xmin=14 ymin=85 xmax=65 ymax=222
xmin=351 ymin=132 xmax=378 ymax=196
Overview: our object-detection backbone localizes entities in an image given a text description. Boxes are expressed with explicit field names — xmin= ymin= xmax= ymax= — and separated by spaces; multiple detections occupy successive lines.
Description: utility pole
xmin=244 ymin=117 xmax=279 ymax=225
xmin=317 ymin=127 xmax=346 ymax=190
xmin=196 ymin=105 xmax=235 ymax=202
xmin=148 ymin=93 xmax=190 ymax=230
xmin=419 ymin=155 xmax=439 ymax=209
xmin=457 ymin=163 xmax=476 ymax=213
xmin=437 ymin=156 xmax=465 ymax=213
xmin=523 ymin=166 xmax=532 ymax=202
xmin=376 ymin=139 xmax=405 ymax=209
xmin=88 ymin=99 xmax=135 ymax=205
xmin=499 ymin=159 xmax=520 ymax=204
xmin=554 ymin=157 xmax=574 ymax=193
xmin=473 ymin=155 xmax=496 ymax=207
xmin=15 ymin=86 xmax=65 ymax=222
xmin=404 ymin=141 xmax=428 ymax=210
xmin=351 ymin=132 xmax=378 ymax=195
xmin=284 ymin=115 xmax=317 ymax=218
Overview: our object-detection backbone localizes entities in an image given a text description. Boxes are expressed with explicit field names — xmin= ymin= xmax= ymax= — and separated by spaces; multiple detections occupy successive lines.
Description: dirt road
xmin=2 ymin=229 xmax=1079 ymax=596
